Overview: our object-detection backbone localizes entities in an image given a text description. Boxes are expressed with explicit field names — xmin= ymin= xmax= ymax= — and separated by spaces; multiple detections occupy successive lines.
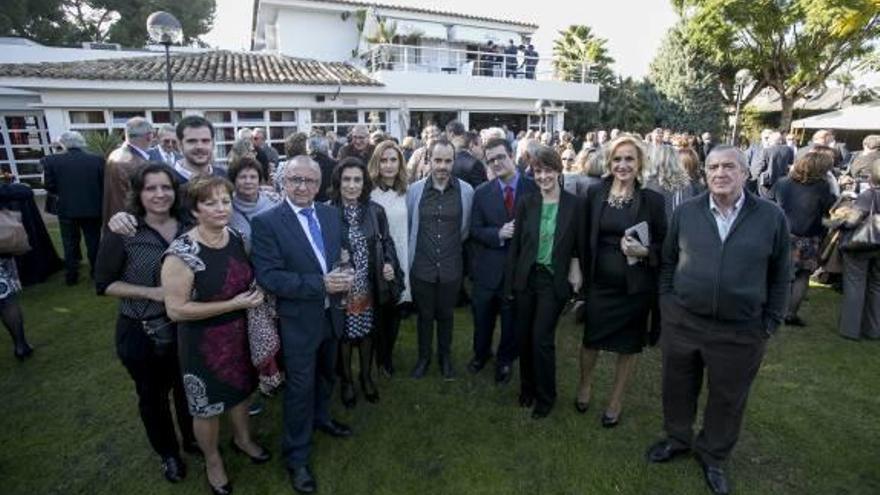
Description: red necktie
xmin=504 ymin=186 xmax=514 ymax=218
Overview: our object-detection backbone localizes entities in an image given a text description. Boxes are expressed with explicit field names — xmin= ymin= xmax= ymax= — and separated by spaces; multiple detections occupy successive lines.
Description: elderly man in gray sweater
xmin=645 ymin=145 xmax=791 ymax=495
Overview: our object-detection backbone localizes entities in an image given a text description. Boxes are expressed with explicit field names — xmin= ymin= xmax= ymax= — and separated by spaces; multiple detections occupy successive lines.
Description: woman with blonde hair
xmin=576 ymin=136 xmax=667 ymax=427
xmin=368 ymin=140 xmax=411 ymax=376
xmin=644 ymin=144 xmax=698 ymax=221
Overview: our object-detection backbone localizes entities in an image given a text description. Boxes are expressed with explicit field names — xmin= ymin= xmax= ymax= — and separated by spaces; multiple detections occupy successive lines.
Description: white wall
xmin=274 ymin=9 xmax=360 ymax=62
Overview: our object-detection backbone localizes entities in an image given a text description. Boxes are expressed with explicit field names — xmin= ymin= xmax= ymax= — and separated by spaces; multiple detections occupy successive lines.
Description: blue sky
xmin=203 ymin=0 xmax=680 ymax=78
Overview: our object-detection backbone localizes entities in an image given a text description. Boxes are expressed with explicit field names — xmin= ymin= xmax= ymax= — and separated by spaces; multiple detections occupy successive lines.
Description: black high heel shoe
xmin=230 ymin=439 xmax=271 ymax=464
xmin=359 ymin=374 xmax=379 ymax=403
xmin=340 ymin=380 xmax=357 ymax=409
xmin=205 ymin=466 xmax=233 ymax=495
xmin=14 ymin=345 xmax=33 ymax=361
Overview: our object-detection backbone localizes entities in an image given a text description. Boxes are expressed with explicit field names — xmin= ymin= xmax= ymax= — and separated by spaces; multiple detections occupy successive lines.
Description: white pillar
xmin=43 ymin=108 xmax=65 ymax=142
xmin=459 ymin=110 xmax=470 ymax=130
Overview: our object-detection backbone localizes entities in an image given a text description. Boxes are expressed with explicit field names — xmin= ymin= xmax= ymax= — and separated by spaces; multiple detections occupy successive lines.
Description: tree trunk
xmin=779 ymin=96 xmax=795 ymax=131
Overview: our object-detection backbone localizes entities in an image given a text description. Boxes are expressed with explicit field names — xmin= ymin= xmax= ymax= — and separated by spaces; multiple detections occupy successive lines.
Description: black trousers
xmin=471 ymin=283 xmax=517 ymax=366
xmin=514 ymin=267 xmax=567 ymax=410
xmin=58 ymin=216 xmax=101 ymax=278
xmin=374 ymin=302 xmax=402 ymax=371
xmin=117 ymin=316 xmax=194 ymax=459
xmin=660 ymin=297 xmax=767 ymax=466
xmin=411 ymin=277 xmax=461 ymax=361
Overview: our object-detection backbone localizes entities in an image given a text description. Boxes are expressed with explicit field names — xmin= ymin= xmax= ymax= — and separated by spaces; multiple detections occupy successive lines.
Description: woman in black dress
xmin=768 ymin=151 xmax=836 ymax=326
xmin=505 ymin=145 xmax=584 ymax=419
xmin=329 ymin=157 xmax=400 ymax=408
xmin=95 ymin=163 xmax=196 ymax=483
xmin=162 ymin=176 xmax=269 ymax=495
xmin=577 ymin=136 xmax=667 ymax=427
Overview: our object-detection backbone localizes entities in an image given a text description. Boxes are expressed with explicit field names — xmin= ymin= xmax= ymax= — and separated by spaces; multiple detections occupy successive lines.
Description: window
xmin=207 ymin=110 xmax=298 ymax=164
xmin=311 ymin=109 xmax=366 ymax=139
xmin=111 ymin=109 xmax=146 ymax=124
xmin=0 ymin=113 xmax=51 ymax=188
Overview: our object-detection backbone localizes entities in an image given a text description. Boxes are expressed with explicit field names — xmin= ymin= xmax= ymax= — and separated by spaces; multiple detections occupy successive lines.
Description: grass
xmin=1 ymin=229 xmax=879 ymax=494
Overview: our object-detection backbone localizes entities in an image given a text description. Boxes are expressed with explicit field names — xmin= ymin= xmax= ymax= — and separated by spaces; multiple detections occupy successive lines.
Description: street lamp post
xmin=147 ymin=12 xmax=183 ymax=125
xmin=731 ymin=68 xmax=752 ymax=147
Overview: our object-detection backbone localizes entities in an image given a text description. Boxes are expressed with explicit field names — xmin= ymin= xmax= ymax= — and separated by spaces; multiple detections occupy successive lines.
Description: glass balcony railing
xmin=357 ymin=43 xmax=596 ymax=84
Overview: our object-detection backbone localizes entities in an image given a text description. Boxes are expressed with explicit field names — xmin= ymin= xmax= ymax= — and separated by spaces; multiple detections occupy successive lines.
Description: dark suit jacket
xmin=452 ymin=150 xmax=488 ymax=189
xmin=759 ymin=144 xmax=794 ymax=196
xmin=504 ymin=189 xmax=584 ymax=301
xmin=147 ymin=146 xmax=180 ymax=166
xmin=470 ymin=175 xmax=538 ymax=290
xmin=251 ymin=201 xmax=344 ymax=352
xmin=42 ymin=148 xmax=104 ymax=219
xmin=312 ymin=152 xmax=337 ymax=203
xmin=583 ymin=178 xmax=667 ymax=295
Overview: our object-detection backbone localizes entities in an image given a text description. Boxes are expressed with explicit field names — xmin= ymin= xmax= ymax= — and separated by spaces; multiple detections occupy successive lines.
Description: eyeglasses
xmin=284 ymin=176 xmax=319 ymax=187
xmin=612 ymin=156 xmax=636 ymax=163
xmin=486 ymin=154 xmax=508 ymax=165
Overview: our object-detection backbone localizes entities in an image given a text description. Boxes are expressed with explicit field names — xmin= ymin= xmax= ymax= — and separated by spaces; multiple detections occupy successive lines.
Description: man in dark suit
xmin=42 ymin=131 xmax=104 ymax=285
xmin=756 ymin=131 xmax=794 ymax=197
xmin=147 ymin=124 xmax=181 ymax=166
xmin=468 ymin=137 xmax=537 ymax=384
xmin=251 ymin=156 xmax=352 ymax=494
xmin=103 ymin=117 xmax=152 ymax=223
xmin=452 ymin=131 xmax=489 ymax=189
xmin=646 ymin=145 xmax=790 ymax=495
xmin=336 ymin=125 xmax=374 ymax=163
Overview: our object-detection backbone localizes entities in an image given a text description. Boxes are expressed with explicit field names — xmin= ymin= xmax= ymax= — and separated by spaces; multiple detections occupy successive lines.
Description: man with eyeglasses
xmin=148 ymin=124 xmax=181 ymax=167
xmin=467 ymin=138 xmax=537 ymax=384
xmin=646 ymin=146 xmax=790 ymax=495
xmin=251 ymin=156 xmax=353 ymax=494
xmin=336 ymin=124 xmax=374 ymax=163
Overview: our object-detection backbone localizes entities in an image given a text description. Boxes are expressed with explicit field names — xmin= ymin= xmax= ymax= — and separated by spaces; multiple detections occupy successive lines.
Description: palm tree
xmin=552 ymin=25 xmax=615 ymax=84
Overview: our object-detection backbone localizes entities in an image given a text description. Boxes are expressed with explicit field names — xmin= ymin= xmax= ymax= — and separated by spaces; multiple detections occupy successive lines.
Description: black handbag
xmin=841 ymin=194 xmax=880 ymax=253
xmin=368 ymin=206 xmax=404 ymax=305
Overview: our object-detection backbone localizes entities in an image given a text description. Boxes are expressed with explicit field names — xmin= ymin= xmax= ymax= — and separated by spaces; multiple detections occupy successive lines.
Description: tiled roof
xmin=298 ymin=0 xmax=539 ymax=29
xmin=0 ymin=50 xmax=382 ymax=86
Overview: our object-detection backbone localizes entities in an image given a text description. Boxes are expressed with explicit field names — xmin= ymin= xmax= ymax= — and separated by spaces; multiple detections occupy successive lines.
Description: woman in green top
xmin=504 ymin=145 xmax=585 ymax=419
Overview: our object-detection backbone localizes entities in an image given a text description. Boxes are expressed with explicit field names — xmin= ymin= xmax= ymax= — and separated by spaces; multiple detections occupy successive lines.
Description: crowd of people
xmin=2 ymin=113 xmax=878 ymax=495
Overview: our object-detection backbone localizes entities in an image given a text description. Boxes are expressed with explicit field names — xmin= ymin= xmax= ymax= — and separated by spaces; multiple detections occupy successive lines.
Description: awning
xmin=390 ymin=19 xmax=448 ymax=41
xmin=790 ymin=101 xmax=880 ymax=130
xmin=448 ymin=26 xmax=520 ymax=45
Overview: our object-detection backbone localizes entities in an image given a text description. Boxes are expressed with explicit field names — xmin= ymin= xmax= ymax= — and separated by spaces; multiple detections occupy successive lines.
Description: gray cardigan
xmin=405 ymin=177 xmax=474 ymax=270
xmin=660 ymin=191 xmax=791 ymax=334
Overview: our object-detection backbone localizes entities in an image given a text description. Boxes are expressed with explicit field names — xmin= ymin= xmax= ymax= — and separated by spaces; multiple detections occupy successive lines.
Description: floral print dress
xmin=343 ymin=204 xmax=374 ymax=340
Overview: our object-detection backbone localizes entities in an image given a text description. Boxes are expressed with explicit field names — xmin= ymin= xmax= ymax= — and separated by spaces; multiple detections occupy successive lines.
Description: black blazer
xmin=470 ymin=175 xmax=538 ymax=290
xmin=504 ymin=189 xmax=585 ymax=301
xmin=583 ymin=178 xmax=667 ymax=295
xmin=42 ymin=148 xmax=105 ymax=219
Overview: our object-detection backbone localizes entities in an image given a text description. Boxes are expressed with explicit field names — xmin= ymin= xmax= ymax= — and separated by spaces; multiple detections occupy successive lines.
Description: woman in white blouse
xmin=368 ymin=140 xmax=411 ymax=377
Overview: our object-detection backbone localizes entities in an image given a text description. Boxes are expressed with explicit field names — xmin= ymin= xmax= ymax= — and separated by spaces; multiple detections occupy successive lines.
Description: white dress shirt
xmin=709 ymin=191 xmax=745 ymax=242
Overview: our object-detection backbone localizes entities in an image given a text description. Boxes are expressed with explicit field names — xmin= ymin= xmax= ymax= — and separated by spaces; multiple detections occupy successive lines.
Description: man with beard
xmin=406 ymin=138 xmax=474 ymax=379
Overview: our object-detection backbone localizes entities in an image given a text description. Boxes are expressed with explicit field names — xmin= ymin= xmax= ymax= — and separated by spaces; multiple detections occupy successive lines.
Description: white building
xmin=0 ymin=0 xmax=598 ymax=187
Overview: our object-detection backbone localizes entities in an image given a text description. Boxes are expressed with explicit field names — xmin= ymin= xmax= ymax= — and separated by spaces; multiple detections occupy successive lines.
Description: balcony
xmin=356 ymin=44 xmax=599 ymax=104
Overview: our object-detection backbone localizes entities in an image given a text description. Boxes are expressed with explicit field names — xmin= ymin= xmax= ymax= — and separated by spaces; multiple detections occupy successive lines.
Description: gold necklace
xmin=607 ymin=189 xmax=634 ymax=209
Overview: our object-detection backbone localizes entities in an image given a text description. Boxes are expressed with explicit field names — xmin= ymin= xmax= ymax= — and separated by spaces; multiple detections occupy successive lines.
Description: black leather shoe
xmin=13 ymin=344 xmax=33 ymax=361
xmin=645 ymin=439 xmax=690 ymax=463
xmin=289 ymin=465 xmax=317 ymax=494
xmin=230 ymin=440 xmax=271 ymax=464
xmin=204 ymin=466 xmax=232 ymax=495
xmin=315 ymin=419 xmax=353 ymax=438
xmin=340 ymin=380 xmax=357 ymax=409
xmin=161 ymin=456 xmax=186 ymax=483
xmin=440 ymin=359 xmax=455 ymax=380
xmin=601 ymin=411 xmax=622 ymax=428
xmin=494 ymin=364 xmax=512 ymax=385
xmin=410 ymin=359 xmax=430 ymax=379
xmin=697 ymin=457 xmax=731 ymax=495
xmin=531 ymin=405 xmax=552 ymax=419
xmin=785 ymin=315 xmax=807 ymax=327
xmin=467 ymin=356 xmax=487 ymax=374
xmin=360 ymin=374 xmax=379 ymax=403
xmin=518 ymin=393 xmax=535 ymax=408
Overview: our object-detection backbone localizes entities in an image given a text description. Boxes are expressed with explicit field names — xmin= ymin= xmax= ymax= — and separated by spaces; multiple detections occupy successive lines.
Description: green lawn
xmin=2 ymin=231 xmax=879 ymax=494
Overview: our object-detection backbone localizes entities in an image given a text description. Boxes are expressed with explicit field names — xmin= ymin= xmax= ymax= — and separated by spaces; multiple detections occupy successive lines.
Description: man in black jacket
xmin=42 ymin=131 xmax=105 ymax=285
xmin=645 ymin=145 xmax=791 ymax=495
xmin=452 ymin=131 xmax=488 ymax=189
